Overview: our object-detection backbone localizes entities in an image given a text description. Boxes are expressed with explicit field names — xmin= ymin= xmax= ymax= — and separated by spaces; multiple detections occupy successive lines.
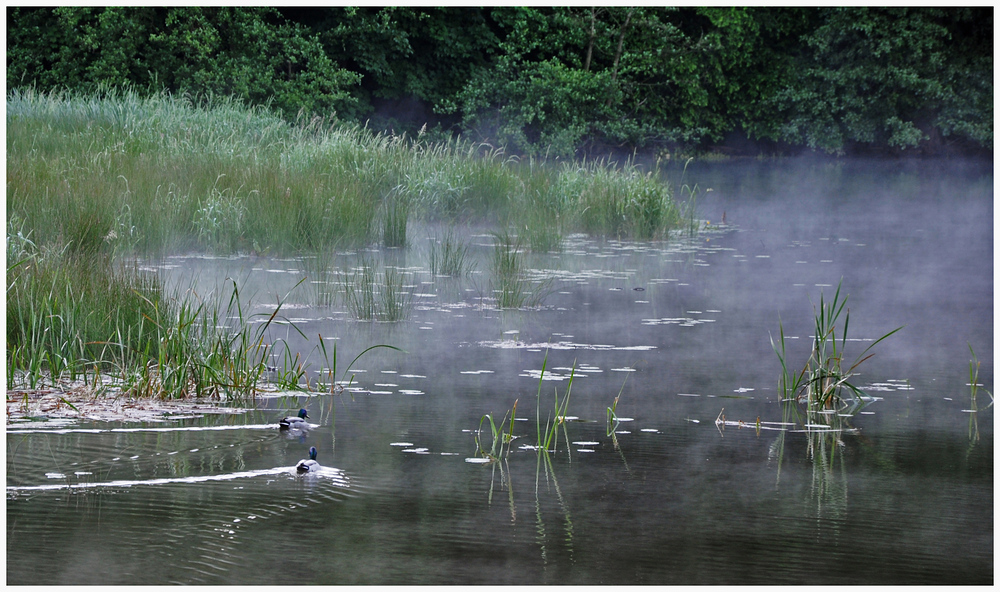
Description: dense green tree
xmin=6 ymin=6 xmax=992 ymax=156
xmin=446 ymin=7 xmax=720 ymax=156
xmin=7 ymin=7 xmax=360 ymax=118
xmin=281 ymin=7 xmax=499 ymax=123
xmin=764 ymin=7 xmax=992 ymax=153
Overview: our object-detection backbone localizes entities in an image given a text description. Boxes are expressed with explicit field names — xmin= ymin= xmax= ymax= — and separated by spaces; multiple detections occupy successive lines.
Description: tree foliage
xmin=7 ymin=7 xmax=360 ymax=118
xmin=764 ymin=7 xmax=992 ymax=153
xmin=7 ymin=6 xmax=992 ymax=156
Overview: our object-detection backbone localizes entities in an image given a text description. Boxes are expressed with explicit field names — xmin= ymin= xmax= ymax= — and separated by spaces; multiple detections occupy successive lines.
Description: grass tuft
xmin=770 ymin=280 xmax=903 ymax=410
xmin=428 ymin=232 xmax=472 ymax=277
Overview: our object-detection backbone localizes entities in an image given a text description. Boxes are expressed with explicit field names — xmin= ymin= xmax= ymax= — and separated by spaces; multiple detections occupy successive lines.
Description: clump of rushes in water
xmin=6 ymin=249 xmax=166 ymax=391
xmin=4 ymin=245 xmax=301 ymax=401
xmin=428 ymin=232 xmax=472 ymax=276
xmin=303 ymin=245 xmax=341 ymax=306
xmin=490 ymin=230 xmax=553 ymax=309
xmin=967 ymin=344 xmax=993 ymax=406
xmin=130 ymin=278 xmax=314 ymax=400
xmin=342 ymin=257 xmax=413 ymax=322
xmin=770 ymin=280 xmax=903 ymax=410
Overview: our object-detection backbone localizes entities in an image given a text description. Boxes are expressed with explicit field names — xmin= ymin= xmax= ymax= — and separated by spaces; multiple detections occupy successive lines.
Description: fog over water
xmin=7 ymin=157 xmax=992 ymax=584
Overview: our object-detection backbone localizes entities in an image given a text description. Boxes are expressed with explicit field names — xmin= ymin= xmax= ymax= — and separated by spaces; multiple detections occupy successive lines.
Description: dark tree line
xmin=7 ymin=6 xmax=992 ymax=157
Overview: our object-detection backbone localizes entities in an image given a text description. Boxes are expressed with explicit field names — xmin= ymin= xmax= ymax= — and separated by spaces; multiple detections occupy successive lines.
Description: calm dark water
xmin=7 ymin=158 xmax=993 ymax=584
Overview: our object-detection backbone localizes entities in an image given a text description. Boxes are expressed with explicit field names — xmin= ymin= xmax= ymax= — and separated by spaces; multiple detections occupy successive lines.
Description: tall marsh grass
xmin=8 ymin=88 xmax=697 ymax=257
xmin=4 ymin=245 xmax=390 ymax=399
xmin=6 ymin=252 xmax=167 ymax=390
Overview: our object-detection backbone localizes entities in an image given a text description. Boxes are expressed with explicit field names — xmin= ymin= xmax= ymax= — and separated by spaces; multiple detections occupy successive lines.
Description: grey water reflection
xmin=7 ymin=158 xmax=992 ymax=584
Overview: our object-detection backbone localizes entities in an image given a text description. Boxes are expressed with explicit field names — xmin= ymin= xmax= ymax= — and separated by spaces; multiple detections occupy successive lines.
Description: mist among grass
xmin=7 ymin=88 xmax=699 ymax=398
xmin=8 ymin=88 xmax=697 ymax=258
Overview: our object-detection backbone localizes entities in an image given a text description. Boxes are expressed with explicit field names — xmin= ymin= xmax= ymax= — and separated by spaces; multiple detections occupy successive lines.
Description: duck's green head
xmin=298 ymin=408 xmax=309 ymax=420
xmin=308 ymin=446 xmax=317 ymax=460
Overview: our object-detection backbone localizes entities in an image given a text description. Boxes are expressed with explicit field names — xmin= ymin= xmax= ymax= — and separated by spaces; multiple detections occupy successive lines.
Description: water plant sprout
xmin=966 ymin=343 xmax=994 ymax=443
xmin=475 ymin=399 xmax=519 ymax=462
xmin=770 ymin=280 xmax=903 ymax=411
xmin=606 ymin=373 xmax=630 ymax=436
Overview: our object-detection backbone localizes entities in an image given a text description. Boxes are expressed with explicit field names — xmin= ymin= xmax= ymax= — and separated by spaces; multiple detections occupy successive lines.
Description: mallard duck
xmin=279 ymin=408 xmax=310 ymax=430
xmin=296 ymin=447 xmax=319 ymax=473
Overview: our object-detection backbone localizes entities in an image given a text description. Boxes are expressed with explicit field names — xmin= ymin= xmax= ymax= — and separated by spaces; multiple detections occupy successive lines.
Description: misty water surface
xmin=7 ymin=158 xmax=992 ymax=584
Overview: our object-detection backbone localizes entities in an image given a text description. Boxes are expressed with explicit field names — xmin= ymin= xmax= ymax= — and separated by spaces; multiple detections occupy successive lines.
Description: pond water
xmin=7 ymin=158 xmax=993 ymax=584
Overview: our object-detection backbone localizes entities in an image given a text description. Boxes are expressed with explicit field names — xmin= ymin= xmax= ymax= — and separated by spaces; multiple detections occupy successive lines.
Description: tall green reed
xmin=534 ymin=353 xmax=575 ymax=453
xmin=966 ymin=344 xmax=994 ymax=443
xmin=475 ymin=399 xmax=519 ymax=462
xmin=381 ymin=187 xmax=410 ymax=248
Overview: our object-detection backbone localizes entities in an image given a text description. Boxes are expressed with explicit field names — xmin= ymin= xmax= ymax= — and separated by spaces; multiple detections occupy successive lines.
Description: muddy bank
xmin=6 ymin=385 xmax=250 ymax=425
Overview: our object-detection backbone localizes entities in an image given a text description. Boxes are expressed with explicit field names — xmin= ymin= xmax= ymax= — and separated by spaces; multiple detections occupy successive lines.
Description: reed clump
xmin=5 ymin=243 xmax=284 ymax=399
xmin=475 ymin=399 xmax=519 ymax=462
xmin=6 ymin=245 xmax=395 ymax=400
xmin=490 ymin=231 xmax=553 ymax=309
xmin=341 ymin=256 xmax=414 ymax=322
xmin=770 ymin=280 xmax=903 ymax=410
xmin=7 ymin=250 xmax=167 ymax=390
xmin=428 ymin=232 xmax=472 ymax=277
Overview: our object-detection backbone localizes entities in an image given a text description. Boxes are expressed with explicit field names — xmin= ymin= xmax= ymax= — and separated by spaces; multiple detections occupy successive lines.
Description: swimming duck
xmin=279 ymin=408 xmax=310 ymax=430
xmin=296 ymin=447 xmax=319 ymax=473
